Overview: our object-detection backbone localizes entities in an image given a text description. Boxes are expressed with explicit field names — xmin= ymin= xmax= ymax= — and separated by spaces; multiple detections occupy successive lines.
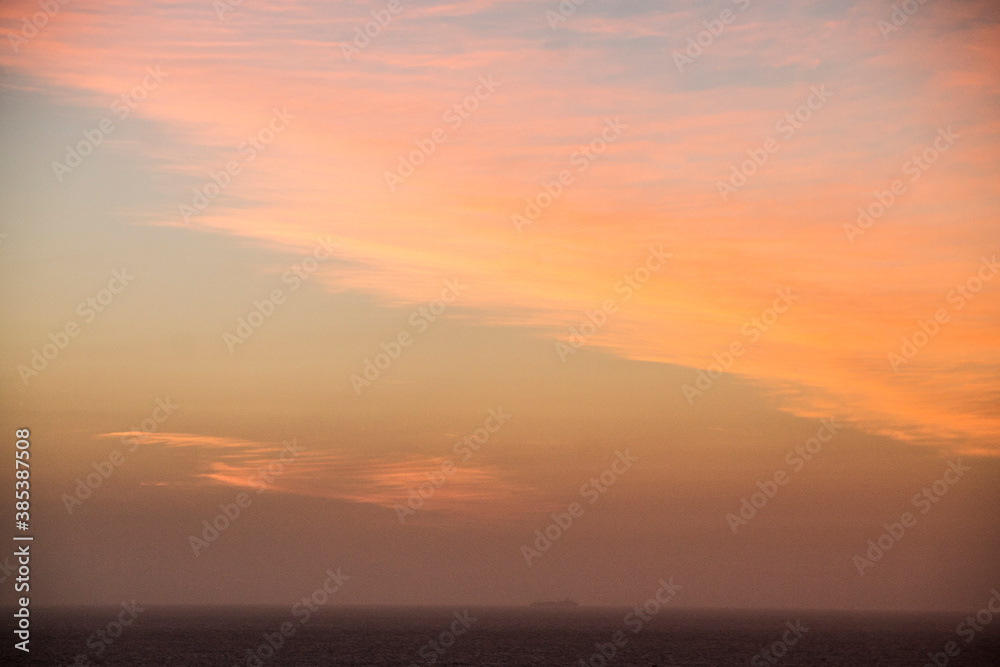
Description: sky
xmin=0 ymin=0 xmax=998 ymax=612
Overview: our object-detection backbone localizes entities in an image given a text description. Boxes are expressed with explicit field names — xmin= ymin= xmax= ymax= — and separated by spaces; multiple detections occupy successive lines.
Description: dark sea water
xmin=13 ymin=606 xmax=1000 ymax=666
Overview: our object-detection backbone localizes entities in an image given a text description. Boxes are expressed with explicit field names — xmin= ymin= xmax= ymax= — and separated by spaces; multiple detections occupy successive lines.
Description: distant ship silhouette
xmin=529 ymin=598 xmax=580 ymax=608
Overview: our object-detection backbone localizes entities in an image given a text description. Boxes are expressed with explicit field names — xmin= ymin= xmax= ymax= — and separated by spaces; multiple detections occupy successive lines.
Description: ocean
xmin=14 ymin=606 xmax=1000 ymax=666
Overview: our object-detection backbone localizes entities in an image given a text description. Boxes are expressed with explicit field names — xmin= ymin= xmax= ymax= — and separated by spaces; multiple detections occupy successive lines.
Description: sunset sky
xmin=1 ymin=0 xmax=998 ymax=612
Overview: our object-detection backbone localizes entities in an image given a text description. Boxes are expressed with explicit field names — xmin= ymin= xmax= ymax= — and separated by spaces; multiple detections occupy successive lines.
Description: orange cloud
xmin=12 ymin=0 xmax=1000 ymax=453
xmin=101 ymin=431 xmax=546 ymax=519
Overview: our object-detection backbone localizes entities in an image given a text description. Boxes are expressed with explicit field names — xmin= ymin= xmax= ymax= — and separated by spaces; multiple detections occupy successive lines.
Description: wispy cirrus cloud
xmin=100 ymin=431 xmax=544 ymax=518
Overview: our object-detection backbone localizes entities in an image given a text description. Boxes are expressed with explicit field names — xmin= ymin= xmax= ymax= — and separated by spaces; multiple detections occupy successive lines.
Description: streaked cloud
xmin=4 ymin=0 xmax=998 ymax=455
xmin=101 ymin=430 xmax=545 ymax=518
